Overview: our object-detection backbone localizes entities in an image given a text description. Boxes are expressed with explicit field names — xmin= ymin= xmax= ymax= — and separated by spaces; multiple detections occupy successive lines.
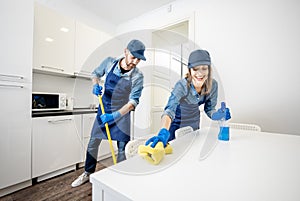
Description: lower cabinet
xmin=32 ymin=115 xmax=82 ymax=180
xmin=0 ymin=82 xmax=32 ymax=196
xmin=82 ymin=113 xmax=117 ymax=162
xmin=32 ymin=113 xmax=117 ymax=181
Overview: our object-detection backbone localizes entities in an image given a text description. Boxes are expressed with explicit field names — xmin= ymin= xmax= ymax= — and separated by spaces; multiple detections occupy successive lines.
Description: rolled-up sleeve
xmin=163 ymin=80 xmax=187 ymax=120
xmin=163 ymin=93 xmax=179 ymax=120
xmin=91 ymin=57 xmax=114 ymax=79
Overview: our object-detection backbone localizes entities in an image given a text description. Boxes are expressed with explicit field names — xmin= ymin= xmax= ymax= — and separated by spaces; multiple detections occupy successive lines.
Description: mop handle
xmin=98 ymin=95 xmax=117 ymax=165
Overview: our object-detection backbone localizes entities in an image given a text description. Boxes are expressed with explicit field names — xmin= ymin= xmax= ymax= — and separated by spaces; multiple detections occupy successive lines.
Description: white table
xmin=90 ymin=127 xmax=300 ymax=201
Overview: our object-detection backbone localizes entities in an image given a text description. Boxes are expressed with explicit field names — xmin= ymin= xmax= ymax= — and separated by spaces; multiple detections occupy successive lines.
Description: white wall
xmin=117 ymin=0 xmax=300 ymax=135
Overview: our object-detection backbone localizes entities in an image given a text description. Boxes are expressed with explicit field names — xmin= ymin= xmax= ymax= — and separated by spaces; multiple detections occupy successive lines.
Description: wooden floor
xmin=0 ymin=158 xmax=114 ymax=201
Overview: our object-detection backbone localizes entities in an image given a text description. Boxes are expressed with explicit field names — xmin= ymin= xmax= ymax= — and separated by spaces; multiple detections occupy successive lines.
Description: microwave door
xmin=32 ymin=94 xmax=59 ymax=111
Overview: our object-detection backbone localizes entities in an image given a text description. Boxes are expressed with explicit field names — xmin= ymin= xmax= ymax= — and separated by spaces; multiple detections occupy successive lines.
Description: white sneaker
xmin=71 ymin=172 xmax=90 ymax=187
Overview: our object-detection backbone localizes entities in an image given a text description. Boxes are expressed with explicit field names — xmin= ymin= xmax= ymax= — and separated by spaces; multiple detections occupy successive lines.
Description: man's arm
xmin=92 ymin=77 xmax=100 ymax=85
xmin=118 ymin=102 xmax=135 ymax=116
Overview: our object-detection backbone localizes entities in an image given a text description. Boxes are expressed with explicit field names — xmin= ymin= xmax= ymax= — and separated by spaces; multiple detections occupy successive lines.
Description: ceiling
xmin=36 ymin=0 xmax=175 ymax=26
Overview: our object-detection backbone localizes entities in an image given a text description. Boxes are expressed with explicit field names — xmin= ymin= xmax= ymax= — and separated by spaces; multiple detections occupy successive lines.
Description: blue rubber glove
xmin=145 ymin=128 xmax=170 ymax=148
xmin=100 ymin=111 xmax=121 ymax=125
xmin=211 ymin=102 xmax=231 ymax=121
xmin=92 ymin=84 xmax=103 ymax=96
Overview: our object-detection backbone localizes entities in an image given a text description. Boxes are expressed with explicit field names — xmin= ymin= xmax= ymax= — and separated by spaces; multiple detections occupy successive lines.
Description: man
xmin=72 ymin=39 xmax=146 ymax=187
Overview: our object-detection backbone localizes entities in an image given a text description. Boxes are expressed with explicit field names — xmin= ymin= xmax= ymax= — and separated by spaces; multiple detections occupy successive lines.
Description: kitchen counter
xmin=90 ymin=127 xmax=300 ymax=201
xmin=32 ymin=108 xmax=97 ymax=117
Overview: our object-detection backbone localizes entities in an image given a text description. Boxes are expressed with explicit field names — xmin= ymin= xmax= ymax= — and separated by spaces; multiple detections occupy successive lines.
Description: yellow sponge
xmin=138 ymin=142 xmax=173 ymax=165
xmin=164 ymin=143 xmax=173 ymax=154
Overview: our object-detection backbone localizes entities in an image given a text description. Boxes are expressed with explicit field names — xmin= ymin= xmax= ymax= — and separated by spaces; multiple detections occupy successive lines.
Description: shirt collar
xmin=190 ymin=83 xmax=199 ymax=96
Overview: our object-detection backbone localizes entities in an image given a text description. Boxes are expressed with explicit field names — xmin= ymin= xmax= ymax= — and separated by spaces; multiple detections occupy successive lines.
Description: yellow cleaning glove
xmin=138 ymin=142 xmax=173 ymax=165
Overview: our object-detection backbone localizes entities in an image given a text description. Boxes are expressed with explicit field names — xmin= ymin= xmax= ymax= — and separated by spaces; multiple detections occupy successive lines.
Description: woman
xmin=146 ymin=49 xmax=231 ymax=147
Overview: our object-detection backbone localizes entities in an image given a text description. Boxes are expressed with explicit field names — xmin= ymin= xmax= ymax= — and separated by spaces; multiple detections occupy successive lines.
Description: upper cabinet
xmin=74 ymin=22 xmax=103 ymax=77
xmin=1 ymin=0 xmax=34 ymax=83
xmin=33 ymin=3 xmax=75 ymax=75
xmin=33 ymin=3 xmax=112 ymax=78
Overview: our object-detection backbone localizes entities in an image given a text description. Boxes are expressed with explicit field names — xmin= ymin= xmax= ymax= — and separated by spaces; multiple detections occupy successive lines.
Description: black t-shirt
xmin=120 ymin=66 xmax=130 ymax=74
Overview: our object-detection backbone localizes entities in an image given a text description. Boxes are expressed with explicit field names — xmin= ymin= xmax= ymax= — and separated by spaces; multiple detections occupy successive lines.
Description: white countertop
xmin=90 ymin=127 xmax=300 ymax=201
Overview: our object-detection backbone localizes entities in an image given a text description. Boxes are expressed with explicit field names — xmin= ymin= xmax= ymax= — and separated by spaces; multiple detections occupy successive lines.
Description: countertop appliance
xmin=32 ymin=92 xmax=66 ymax=111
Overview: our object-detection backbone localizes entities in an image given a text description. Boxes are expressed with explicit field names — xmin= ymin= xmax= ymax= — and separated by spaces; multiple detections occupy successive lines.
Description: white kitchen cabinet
xmin=1 ymin=1 xmax=33 ymax=83
xmin=74 ymin=22 xmax=103 ymax=78
xmin=32 ymin=115 xmax=82 ymax=181
xmin=82 ymin=113 xmax=117 ymax=162
xmin=33 ymin=3 xmax=75 ymax=75
xmin=0 ymin=0 xmax=33 ymax=196
xmin=82 ymin=113 xmax=97 ymax=138
xmin=74 ymin=114 xmax=84 ymax=161
xmin=0 ymin=82 xmax=32 ymax=191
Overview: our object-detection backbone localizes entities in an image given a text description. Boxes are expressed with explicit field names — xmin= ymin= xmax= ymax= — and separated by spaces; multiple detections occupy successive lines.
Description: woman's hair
xmin=185 ymin=65 xmax=213 ymax=95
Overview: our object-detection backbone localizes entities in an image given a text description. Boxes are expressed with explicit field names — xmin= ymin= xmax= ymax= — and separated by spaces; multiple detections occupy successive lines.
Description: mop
xmin=98 ymin=95 xmax=117 ymax=165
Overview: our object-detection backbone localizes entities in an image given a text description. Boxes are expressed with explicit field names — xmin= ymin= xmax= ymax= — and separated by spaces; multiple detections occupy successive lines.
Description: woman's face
xmin=190 ymin=65 xmax=209 ymax=87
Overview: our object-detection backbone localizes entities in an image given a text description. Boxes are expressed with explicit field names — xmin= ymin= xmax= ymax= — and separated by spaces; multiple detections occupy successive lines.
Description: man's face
xmin=124 ymin=49 xmax=141 ymax=70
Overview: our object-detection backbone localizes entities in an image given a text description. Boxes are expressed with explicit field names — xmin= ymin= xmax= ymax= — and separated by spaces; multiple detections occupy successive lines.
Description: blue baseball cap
xmin=127 ymin=39 xmax=146 ymax=61
xmin=188 ymin=49 xmax=211 ymax=68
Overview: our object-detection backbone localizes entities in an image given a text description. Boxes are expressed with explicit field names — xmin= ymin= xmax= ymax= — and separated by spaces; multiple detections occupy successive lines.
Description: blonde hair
xmin=185 ymin=65 xmax=212 ymax=95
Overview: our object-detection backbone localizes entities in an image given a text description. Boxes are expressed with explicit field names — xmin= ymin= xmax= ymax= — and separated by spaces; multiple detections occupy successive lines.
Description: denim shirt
xmin=163 ymin=78 xmax=218 ymax=120
xmin=92 ymin=57 xmax=144 ymax=107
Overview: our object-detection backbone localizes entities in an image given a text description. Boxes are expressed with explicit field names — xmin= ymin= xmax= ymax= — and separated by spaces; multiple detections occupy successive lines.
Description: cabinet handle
xmin=74 ymin=71 xmax=90 ymax=76
xmin=48 ymin=118 xmax=73 ymax=123
xmin=0 ymin=84 xmax=24 ymax=88
xmin=73 ymin=71 xmax=92 ymax=79
xmin=0 ymin=74 xmax=24 ymax=80
xmin=80 ymin=70 xmax=91 ymax=74
xmin=41 ymin=66 xmax=64 ymax=72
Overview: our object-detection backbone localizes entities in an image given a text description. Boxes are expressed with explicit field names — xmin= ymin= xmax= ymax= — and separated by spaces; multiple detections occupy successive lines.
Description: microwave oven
xmin=32 ymin=92 xmax=67 ymax=111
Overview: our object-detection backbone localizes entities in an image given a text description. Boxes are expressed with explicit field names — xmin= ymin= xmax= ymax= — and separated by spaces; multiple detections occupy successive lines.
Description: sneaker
xmin=71 ymin=172 xmax=90 ymax=187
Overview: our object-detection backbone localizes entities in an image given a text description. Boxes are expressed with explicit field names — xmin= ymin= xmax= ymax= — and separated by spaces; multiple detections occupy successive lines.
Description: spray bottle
xmin=218 ymin=102 xmax=230 ymax=141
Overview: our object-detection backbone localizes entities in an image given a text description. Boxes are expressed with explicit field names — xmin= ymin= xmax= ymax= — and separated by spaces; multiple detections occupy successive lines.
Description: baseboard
xmin=36 ymin=165 xmax=76 ymax=182
xmin=0 ymin=180 xmax=32 ymax=197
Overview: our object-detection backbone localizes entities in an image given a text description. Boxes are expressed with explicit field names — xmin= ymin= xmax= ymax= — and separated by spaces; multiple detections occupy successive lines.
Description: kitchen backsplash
xmin=32 ymin=73 xmax=96 ymax=109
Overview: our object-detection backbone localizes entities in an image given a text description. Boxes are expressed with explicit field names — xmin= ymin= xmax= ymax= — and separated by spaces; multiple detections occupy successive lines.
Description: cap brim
xmin=188 ymin=61 xmax=210 ymax=68
xmin=131 ymin=52 xmax=146 ymax=61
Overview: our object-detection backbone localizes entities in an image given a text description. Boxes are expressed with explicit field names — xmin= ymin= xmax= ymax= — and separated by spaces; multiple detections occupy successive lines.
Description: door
xmin=150 ymin=21 xmax=189 ymax=133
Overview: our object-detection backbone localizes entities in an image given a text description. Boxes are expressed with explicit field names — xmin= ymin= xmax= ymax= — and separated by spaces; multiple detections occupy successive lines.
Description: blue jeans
xmin=84 ymin=137 xmax=128 ymax=173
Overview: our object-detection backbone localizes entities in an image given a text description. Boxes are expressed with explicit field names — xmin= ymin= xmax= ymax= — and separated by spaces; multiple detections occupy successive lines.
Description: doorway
xmin=150 ymin=20 xmax=190 ymax=133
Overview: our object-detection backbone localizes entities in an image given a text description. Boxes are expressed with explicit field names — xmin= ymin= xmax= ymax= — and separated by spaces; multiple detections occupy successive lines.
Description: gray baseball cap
xmin=188 ymin=49 xmax=211 ymax=68
xmin=127 ymin=39 xmax=146 ymax=61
